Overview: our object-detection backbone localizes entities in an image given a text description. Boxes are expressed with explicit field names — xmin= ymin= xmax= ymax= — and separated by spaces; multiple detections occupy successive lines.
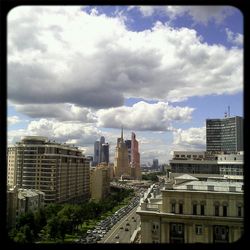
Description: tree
xmin=46 ymin=216 xmax=59 ymax=240
xmin=13 ymin=225 xmax=34 ymax=243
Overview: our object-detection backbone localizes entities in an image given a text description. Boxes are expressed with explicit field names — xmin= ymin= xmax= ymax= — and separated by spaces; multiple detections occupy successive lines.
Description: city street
xmin=99 ymin=206 xmax=140 ymax=243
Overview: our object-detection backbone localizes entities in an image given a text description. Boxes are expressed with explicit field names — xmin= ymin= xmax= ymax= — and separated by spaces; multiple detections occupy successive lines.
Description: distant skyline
xmin=7 ymin=6 xmax=243 ymax=164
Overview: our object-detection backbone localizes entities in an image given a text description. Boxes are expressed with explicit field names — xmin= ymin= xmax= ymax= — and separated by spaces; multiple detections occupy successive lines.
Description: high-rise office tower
xmin=206 ymin=116 xmax=243 ymax=154
xmin=101 ymin=143 xmax=109 ymax=164
xmin=7 ymin=136 xmax=90 ymax=203
xmin=131 ymin=132 xmax=141 ymax=179
xmin=125 ymin=139 xmax=132 ymax=163
xmin=114 ymin=128 xmax=130 ymax=178
xmin=98 ymin=136 xmax=105 ymax=163
xmin=93 ymin=140 xmax=99 ymax=166
xmin=152 ymin=159 xmax=159 ymax=169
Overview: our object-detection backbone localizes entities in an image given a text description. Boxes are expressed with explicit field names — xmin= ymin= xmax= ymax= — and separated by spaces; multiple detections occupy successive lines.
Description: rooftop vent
xmin=207 ymin=185 xmax=214 ymax=191
xmin=187 ymin=185 xmax=193 ymax=190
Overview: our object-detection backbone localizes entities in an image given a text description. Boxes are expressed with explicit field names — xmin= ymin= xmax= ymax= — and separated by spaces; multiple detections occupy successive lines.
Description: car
xmin=120 ymin=226 xmax=124 ymax=229
xmin=115 ymin=234 xmax=119 ymax=239
xmin=125 ymin=227 xmax=129 ymax=231
xmin=126 ymin=222 xmax=130 ymax=226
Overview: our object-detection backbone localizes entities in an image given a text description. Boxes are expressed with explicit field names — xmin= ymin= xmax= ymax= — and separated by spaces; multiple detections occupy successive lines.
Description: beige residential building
xmin=7 ymin=136 xmax=90 ymax=203
xmin=137 ymin=174 xmax=244 ymax=243
xmin=7 ymin=147 xmax=17 ymax=188
xmin=90 ymin=163 xmax=110 ymax=202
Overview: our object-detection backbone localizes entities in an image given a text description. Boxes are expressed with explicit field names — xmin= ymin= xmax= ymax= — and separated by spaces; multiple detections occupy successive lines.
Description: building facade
xmin=131 ymin=132 xmax=141 ymax=180
xmin=101 ymin=143 xmax=109 ymax=164
xmin=93 ymin=136 xmax=109 ymax=166
xmin=7 ymin=187 xmax=45 ymax=229
xmin=113 ymin=128 xmax=130 ymax=178
xmin=206 ymin=116 xmax=243 ymax=154
xmin=137 ymin=176 xmax=244 ymax=243
xmin=90 ymin=163 xmax=110 ymax=202
xmin=169 ymin=151 xmax=243 ymax=177
xmin=93 ymin=140 xmax=100 ymax=166
xmin=7 ymin=136 xmax=90 ymax=203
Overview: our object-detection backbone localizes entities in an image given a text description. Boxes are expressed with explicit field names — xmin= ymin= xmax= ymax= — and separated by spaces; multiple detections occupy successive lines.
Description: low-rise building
xmin=7 ymin=187 xmax=45 ymax=229
xmin=169 ymin=151 xmax=243 ymax=176
xmin=137 ymin=174 xmax=243 ymax=243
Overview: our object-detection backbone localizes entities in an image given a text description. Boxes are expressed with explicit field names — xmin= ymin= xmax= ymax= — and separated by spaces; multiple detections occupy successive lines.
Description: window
xmin=200 ymin=204 xmax=205 ymax=215
xmin=223 ymin=206 xmax=227 ymax=217
xmin=238 ymin=206 xmax=242 ymax=217
xmin=171 ymin=203 xmax=176 ymax=213
xmin=195 ymin=225 xmax=202 ymax=235
xmin=193 ymin=204 xmax=197 ymax=215
xmin=179 ymin=204 xmax=183 ymax=214
xmin=215 ymin=205 xmax=219 ymax=216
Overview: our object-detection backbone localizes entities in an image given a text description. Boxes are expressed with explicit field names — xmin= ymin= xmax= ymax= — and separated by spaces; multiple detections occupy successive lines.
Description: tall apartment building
xmin=137 ymin=175 xmax=243 ymax=243
xmin=7 ymin=136 xmax=90 ymax=203
xmin=206 ymin=116 xmax=243 ymax=154
xmin=90 ymin=163 xmax=110 ymax=202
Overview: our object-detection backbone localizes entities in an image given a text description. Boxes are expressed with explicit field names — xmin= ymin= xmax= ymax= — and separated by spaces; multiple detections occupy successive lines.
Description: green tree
xmin=13 ymin=225 xmax=34 ymax=243
xmin=46 ymin=216 xmax=59 ymax=240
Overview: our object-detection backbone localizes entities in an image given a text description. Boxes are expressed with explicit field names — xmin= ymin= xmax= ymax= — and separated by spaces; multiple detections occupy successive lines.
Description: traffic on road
xmin=76 ymin=193 xmax=142 ymax=244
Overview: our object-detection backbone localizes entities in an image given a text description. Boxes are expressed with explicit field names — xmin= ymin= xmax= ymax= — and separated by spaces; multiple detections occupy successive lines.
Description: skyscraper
xmin=98 ymin=136 xmax=105 ymax=163
xmin=114 ymin=128 xmax=130 ymax=178
xmin=93 ymin=136 xmax=109 ymax=165
xmin=125 ymin=139 xmax=132 ymax=163
xmin=206 ymin=116 xmax=243 ymax=154
xmin=101 ymin=143 xmax=109 ymax=164
xmin=131 ymin=132 xmax=141 ymax=179
xmin=93 ymin=140 xmax=99 ymax=166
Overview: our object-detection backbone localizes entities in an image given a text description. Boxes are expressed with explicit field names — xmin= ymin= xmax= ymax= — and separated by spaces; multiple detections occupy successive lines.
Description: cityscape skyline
xmin=7 ymin=6 xmax=243 ymax=164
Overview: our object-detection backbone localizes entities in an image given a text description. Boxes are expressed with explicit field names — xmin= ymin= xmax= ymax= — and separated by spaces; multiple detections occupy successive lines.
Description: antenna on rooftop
xmin=228 ymin=105 xmax=230 ymax=117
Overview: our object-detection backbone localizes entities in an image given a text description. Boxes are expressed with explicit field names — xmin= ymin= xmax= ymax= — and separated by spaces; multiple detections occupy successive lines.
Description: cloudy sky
xmin=7 ymin=5 xmax=243 ymax=165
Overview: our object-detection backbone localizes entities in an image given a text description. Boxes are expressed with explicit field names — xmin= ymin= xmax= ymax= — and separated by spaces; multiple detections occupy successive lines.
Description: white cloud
xmin=225 ymin=28 xmax=243 ymax=47
xmin=172 ymin=127 xmax=206 ymax=150
xmin=14 ymin=103 xmax=97 ymax=122
xmin=8 ymin=118 xmax=102 ymax=148
xmin=97 ymin=101 xmax=194 ymax=131
xmin=8 ymin=6 xmax=243 ymax=108
xmin=137 ymin=6 xmax=234 ymax=25
xmin=8 ymin=116 xmax=21 ymax=126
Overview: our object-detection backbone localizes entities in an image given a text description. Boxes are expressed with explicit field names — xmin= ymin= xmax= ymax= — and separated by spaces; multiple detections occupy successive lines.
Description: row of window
xmin=170 ymin=203 xmax=243 ymax=217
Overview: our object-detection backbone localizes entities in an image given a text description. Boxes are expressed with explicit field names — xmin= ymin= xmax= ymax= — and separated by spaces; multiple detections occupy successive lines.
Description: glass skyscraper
xmin=206 ymin=116 xmax=243 ymax=154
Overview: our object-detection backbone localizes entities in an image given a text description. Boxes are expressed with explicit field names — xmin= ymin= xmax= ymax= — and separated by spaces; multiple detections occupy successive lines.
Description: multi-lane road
xmin=100 ymin=205 xmax=140 ymax=243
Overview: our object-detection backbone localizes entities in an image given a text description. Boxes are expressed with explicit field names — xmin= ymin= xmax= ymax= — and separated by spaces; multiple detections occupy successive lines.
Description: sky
xmin=7 ymin=5 xmax=243 ymax=165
